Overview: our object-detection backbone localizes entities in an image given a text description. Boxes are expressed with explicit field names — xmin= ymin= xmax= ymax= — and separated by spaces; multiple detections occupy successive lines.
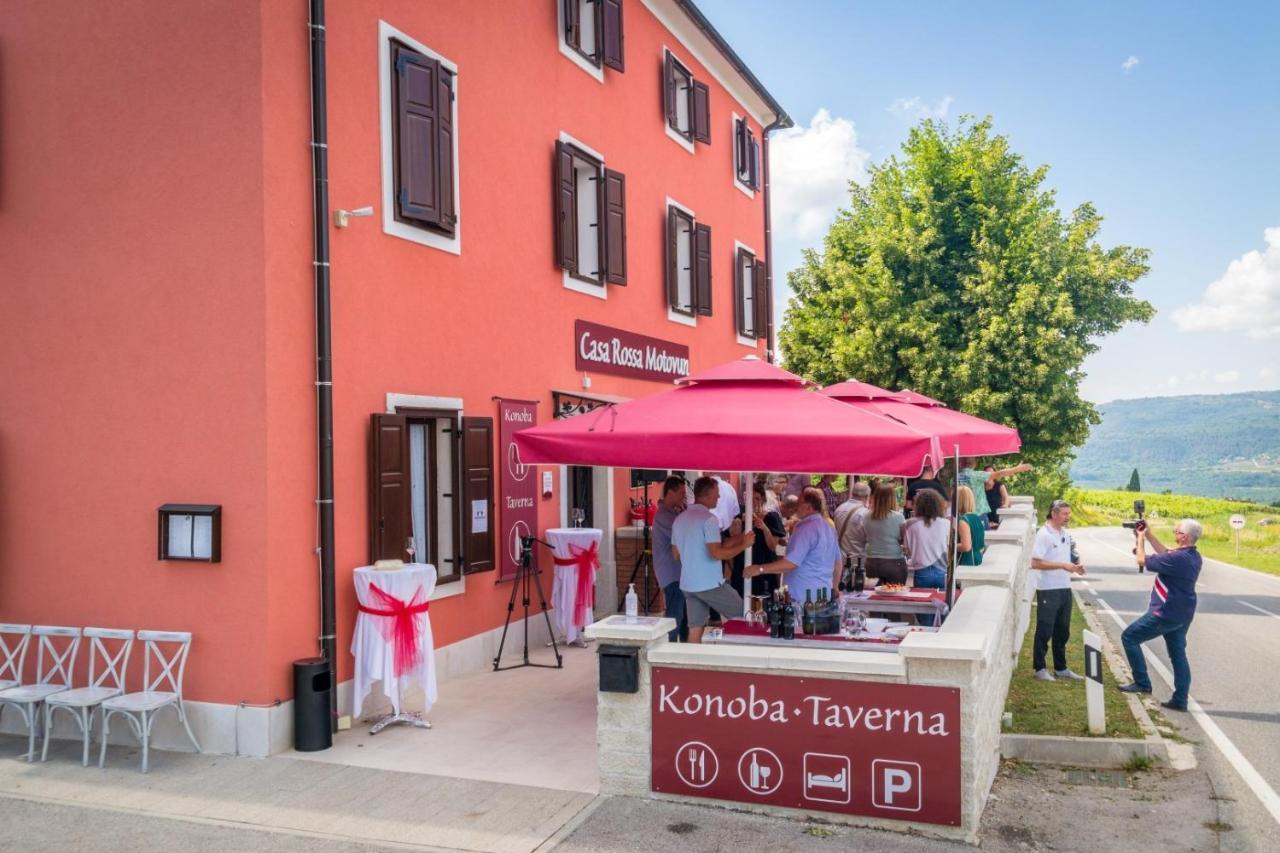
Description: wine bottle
xmin=854 ymin=556 xmax=866 ymax=593
xmin=802 ymin=590 xmax=816 ymax=636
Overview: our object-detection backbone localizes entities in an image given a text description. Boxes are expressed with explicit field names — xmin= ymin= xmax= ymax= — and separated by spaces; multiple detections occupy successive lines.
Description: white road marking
xmin=1090 ymin=592 xmax=1280 ymax=829
xmin=1240 ymin=600 xmax=1280 ymax=621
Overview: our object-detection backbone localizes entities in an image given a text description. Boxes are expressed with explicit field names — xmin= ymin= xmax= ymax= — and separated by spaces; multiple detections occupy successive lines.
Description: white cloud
xmin=1173 ymin=227 xmax=1280 ymax=338
xmin=768 ymin=109 xmax=871 ymax=244
xmin=1122 ymin=55 xmax=1140 ymax=72
xmin=887 ymin=95 xmax=954 ymax=121
xmin=1261 ymin=367 xmax=1275 ymax=380
xmin=1213 ymin=370 xmax=1240 ymax=384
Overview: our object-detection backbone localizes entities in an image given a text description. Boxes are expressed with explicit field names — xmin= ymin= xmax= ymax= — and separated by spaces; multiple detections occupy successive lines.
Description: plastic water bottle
xmin=625 ymin=583 xmax=638 ymax=622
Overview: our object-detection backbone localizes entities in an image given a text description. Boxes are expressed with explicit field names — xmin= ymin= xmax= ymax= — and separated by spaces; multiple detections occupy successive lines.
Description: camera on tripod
xmin=1121 ymin=499 xmax=1147 ymax=570
xmin=1121 ymin=499 xmax=1146 ymax=531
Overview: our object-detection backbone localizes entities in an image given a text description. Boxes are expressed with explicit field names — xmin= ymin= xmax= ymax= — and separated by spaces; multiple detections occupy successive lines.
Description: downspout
xmin=762 ymin=117 xmax=784 ymax=364
xmin=308 ymin=0 xmax=338 ymax=731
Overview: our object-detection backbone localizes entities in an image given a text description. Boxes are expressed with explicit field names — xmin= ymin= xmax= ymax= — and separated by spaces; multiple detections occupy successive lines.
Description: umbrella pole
xmin=742 ymin=472 xmax=754 ymax=616
xmin=946 ymin=444 xmax=960 ymax=611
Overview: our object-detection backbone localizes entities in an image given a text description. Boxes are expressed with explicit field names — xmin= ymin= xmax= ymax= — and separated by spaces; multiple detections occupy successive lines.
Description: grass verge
xmin=1004 ymin=598 xmax=1144 ymax=739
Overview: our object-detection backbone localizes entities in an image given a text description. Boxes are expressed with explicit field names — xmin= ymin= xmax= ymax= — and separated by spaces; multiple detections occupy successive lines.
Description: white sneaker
xmin=1055 ymin=669 xmax=1085 ymax=681
xmin=1034 ymin=669 xmax=1056 ymax=682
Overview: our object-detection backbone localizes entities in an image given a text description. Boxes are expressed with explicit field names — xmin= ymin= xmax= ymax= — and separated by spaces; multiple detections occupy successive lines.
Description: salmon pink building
xmin=0 ymin=0 xmax=790 ymax=754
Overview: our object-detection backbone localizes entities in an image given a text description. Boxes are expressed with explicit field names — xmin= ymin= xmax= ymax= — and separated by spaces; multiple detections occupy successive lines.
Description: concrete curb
xmin=1000 ymin=732 xmax=1164 ymax=768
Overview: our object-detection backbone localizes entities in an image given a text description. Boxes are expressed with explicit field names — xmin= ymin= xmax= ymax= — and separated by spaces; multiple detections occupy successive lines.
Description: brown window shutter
xmin=436 ymin=66 xmax=456 ymax=236
xmin=602 ymin=168 xmax=627 ymax=285
xmin=553 ymin=141 xmax=577 ymax=272
xmin=694 ymin=222 xmax=712 ymax=316
xmin=602 ymin=0 xmax=625 ymax=71
xmin=748 ymin=132 xmax=760 ymax=189
xmin=692 ymin=81 xmax=711 ymax=144
xmin=460 ymin=417 xmax=495 ymax=574
xmin=368 ymin=413 xmax=412 ymax=563
xmin=755 ymin=258 xmax=769 ymax=340
xmin=563 ymin=0 xmax=580 ymax=47
xmin=662 ymin=52 xmax=677 ymax=128
xmin=394 ymin=45 xmax=443 ymax=227
xmin=735 ymin=119 xmax=747 ymax=181
xmin=665 ymin=206 xmax=679 ymax=309
xmin=733 ymin=247 xmax=746 ymax=335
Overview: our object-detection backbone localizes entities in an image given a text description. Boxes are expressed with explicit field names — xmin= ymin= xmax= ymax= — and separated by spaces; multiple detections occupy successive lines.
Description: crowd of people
xmin=650 ymin=463 xmax=1028 ymax=643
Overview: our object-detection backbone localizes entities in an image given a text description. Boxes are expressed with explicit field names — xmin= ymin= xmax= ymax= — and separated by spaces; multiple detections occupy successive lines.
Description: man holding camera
xmin=1119 ymin=518 xmax=1204 ymax=711
xmin=1030 ymin=499 xmax=1087 ymax=681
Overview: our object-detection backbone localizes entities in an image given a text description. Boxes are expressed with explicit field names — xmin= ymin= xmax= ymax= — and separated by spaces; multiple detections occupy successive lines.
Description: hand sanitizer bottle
xmin=625 ymin=583 xmax=638 ymax=622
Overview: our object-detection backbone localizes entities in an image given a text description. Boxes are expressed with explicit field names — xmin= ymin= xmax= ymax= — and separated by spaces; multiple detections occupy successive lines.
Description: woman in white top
xmin=901 ymin=489 xmax=950 ymax=624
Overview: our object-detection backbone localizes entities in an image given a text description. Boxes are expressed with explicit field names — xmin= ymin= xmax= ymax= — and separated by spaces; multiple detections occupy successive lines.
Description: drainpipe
xmin=308 ymin=0 xmax=338 ymax=731
xmin=762 ymin=117 xmax=784 ymax=364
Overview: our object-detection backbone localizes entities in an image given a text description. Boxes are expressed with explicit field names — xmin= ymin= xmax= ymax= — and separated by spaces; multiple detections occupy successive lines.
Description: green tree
xmin=1127 ymin=468 xmax=1142 ymax=492
xmin=780 ymin=117 xmax=1154 ymax=469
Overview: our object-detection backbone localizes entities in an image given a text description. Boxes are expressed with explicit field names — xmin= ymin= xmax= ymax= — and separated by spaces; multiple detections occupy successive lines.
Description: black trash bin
xmin=293 ymin=657 xmax=332 ymax=752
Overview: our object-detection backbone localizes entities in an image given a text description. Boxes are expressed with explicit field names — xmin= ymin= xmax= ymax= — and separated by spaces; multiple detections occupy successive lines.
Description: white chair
xmin=99 ymin=630 xmax=200 ymax=773
xmin=0 ymin=625 xmax=81 ymax=761
xmin=42 ymin=628 xmax=134 ymax=766
xmin=0 ymin=624 xmax=33 ymax=694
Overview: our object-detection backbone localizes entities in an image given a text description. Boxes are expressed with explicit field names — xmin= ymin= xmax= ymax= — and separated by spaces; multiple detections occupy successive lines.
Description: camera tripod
xmin=493 ymin=536 xmax=563 ymax=672
xmin=617 ymin=480 xmax=660 ymax=614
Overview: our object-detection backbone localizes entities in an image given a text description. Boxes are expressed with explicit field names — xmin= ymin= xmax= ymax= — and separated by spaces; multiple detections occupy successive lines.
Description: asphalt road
xmin=1070 ymin=524 xmax=1280 ymax=849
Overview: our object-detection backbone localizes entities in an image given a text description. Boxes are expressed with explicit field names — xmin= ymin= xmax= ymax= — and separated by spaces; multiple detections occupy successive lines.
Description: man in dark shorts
xmin=672 ymin=476 xmax=754 ymax=643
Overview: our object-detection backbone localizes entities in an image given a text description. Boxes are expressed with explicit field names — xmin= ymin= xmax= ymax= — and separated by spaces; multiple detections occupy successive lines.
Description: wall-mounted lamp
xmin=158 ymin=504 xmax=222 ymax=563
xmin=333 ymin=206 xmax=374 ymax=228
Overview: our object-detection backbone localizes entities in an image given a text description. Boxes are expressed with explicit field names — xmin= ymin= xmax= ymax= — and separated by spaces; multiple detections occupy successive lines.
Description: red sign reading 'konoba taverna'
xmin=651 ymin=668 xmax=961 ymax=826
xmin=574 ymin=320 xmax=690 ymax=383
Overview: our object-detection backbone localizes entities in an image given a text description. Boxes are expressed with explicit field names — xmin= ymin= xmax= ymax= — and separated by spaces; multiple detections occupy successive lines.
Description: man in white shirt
xmin=1030 ymin=499 xmax=1087 ymax=681
xmin=709 ymin=473 xmax=740 ymax=532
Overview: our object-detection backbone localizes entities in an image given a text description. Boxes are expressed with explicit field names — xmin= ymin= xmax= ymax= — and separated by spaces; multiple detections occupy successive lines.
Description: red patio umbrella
xmin=821 ymin=383 xmax=1021 ymax=458
xmin=893 ymin=388 xmax=947 ymax=407
xmin=817 ymin=378 xmax=904 ymax=402
xmin=515 ymin=357 xmax=943 ymax=476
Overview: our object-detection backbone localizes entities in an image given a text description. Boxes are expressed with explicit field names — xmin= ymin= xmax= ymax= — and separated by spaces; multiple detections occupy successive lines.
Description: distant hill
xmin=1070 ymin=390 xmax=1280 ymax=503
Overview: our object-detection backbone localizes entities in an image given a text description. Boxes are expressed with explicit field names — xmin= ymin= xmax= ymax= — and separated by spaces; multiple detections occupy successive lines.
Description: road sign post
xmin=1230 ymin=514 xmax=1245 ymax=558
xmin=1083 ymin=629 xmax=1105 ymax=735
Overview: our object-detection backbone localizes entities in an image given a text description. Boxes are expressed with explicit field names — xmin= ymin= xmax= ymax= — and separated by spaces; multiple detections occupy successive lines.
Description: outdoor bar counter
xmin=585 ymin=498 xmax=1037 ymax=844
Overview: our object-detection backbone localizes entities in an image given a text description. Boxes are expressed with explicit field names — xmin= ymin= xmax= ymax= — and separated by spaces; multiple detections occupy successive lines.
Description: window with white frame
xmin=559 ymin=0 xmax=625 ymax=76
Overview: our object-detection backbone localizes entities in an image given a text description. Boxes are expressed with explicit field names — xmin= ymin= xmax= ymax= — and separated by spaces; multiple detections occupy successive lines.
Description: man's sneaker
xmin=1034 ymin=669 xmax=1056 ymax=682
xmin=1055 ymin=669 xmax=1085 ymax=681
xmin=1160 ymin=699 xmax=1188 ymax=712
xmin=1118 ymin=683 xmax=1152 ymax=694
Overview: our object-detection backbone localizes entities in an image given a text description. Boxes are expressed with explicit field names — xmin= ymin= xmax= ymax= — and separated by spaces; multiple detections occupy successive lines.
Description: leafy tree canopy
xmin=780 ymin=117 xmax=1154 ymax=468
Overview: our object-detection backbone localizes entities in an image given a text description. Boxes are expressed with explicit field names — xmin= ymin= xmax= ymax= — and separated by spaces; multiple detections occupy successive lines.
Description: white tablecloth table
xmin=351 ymin=564 xmax=437 ymax=719
xmin=545 ymin=528 xmax=603 ymax=644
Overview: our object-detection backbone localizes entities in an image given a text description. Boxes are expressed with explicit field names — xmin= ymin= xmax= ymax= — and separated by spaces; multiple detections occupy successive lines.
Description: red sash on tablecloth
xmin=357 ymin=582 xmax=430 ymax=676
xmin=553 ymin=540 xmax=599 ymax=627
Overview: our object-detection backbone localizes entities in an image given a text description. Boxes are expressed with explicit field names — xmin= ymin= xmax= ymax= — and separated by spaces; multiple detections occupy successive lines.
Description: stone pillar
xmin=584 ymin=615 xmax=676 ymax=797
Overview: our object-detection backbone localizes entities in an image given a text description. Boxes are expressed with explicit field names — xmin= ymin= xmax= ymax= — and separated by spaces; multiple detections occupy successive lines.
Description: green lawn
xmin=1004 ymin=598 xmax=1144 ymax=739
xmin=1067 ymin=488 xmax=1280 ymax=578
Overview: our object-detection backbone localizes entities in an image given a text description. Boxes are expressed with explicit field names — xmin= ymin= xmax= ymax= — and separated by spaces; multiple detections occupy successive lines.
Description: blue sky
xmin=698 ymin=0 xmax=1280 ymax=403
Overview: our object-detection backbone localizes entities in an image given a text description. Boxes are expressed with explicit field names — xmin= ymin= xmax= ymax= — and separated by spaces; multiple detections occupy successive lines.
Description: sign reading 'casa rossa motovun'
xmin=651 ymin=668 xmax=962 ymax=827
xmin=575 ymin=320 xmax=691 ymax=383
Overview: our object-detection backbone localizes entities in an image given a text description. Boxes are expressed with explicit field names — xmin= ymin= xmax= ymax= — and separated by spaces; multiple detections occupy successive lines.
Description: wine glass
xmin=571 ymin=508 xmax=586 ymax=528
xmin=404 ymin=537 xmax=416 ymax=564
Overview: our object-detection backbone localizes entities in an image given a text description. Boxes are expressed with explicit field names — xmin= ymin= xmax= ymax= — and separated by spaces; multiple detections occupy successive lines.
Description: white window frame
xmin=663 ymin=47 xmax=696 ymax=155
xmin=559 ymin=131 xmax=609 ymax=300
xmin=666 ymin=196 xmax=697 ymax=327
xmin=379 ymin=21 xmax=462 ymax=255
xmin=385 ymin=393 xmax=465 ymax=601
xmin=735 ymin=240 xmax=759 ymax=347
xmin=731 ymin=112 xmax=756 ymax=199
xmin=557 ymin=0 xmax=606 ymax=83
